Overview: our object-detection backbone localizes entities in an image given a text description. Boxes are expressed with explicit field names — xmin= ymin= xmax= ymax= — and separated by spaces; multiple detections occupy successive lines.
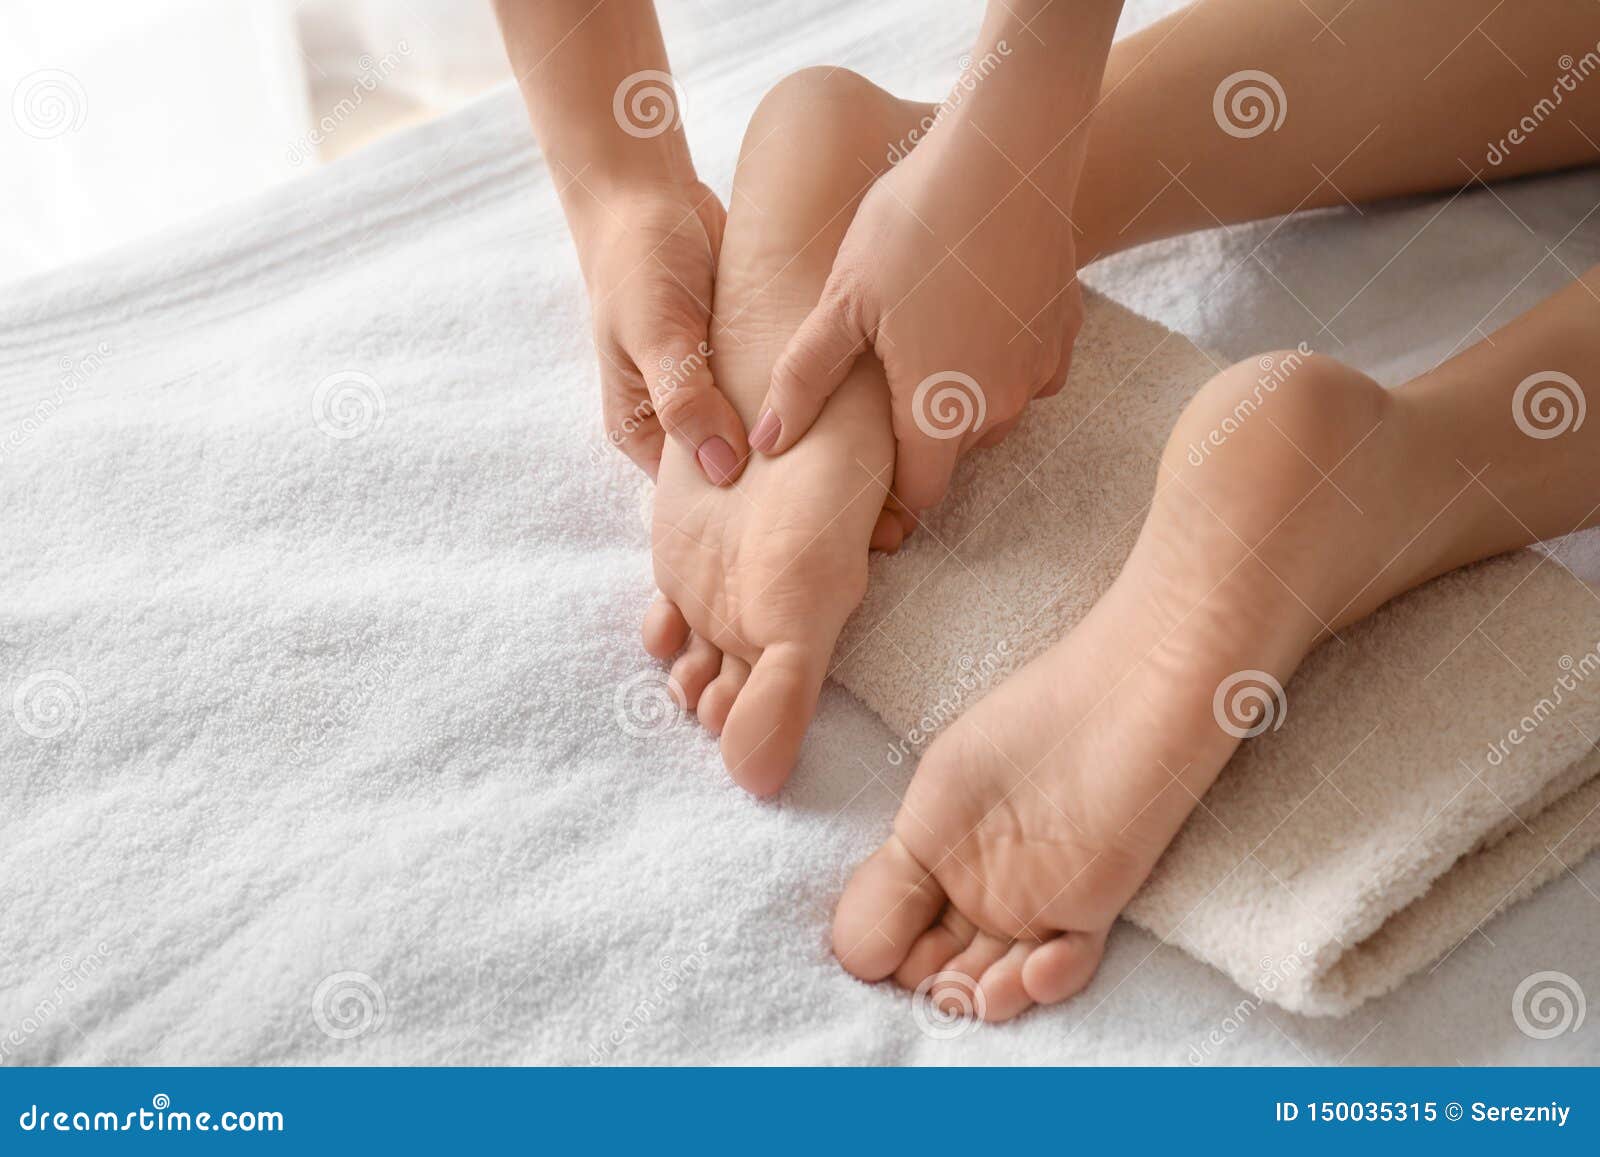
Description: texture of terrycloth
xmin=834 ymin=293 xmax=1600 ymax=1015
xmin=2 ymin=0 xmax=1598 ymax=1065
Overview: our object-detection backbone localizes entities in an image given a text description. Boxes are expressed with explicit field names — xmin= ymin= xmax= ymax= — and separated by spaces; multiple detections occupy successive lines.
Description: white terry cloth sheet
xmin=1 ymin=0 xmax=1597 ymax=1064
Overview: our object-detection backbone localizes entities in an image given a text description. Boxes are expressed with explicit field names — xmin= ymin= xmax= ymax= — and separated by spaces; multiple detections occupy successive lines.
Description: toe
xmin=641 ymin=595 xmax=690 ymax=660
xmin=833 ymin=834 xmax=946 ymax=982
xmin=974 ymin=943 xmax=1035 ymax=1023
xmin=892 ymin=908 xmax=976 ymax=990
xmin=719 ymin=641 xmax=825 ymax=796
xmin=1020 ymin=928 xmax=1107 ymax=1005
xmin=669 ymin=635 xmax=722 ymax=712
xmin=696 ymin=654 xmax=749 ymax=735
xmin=938 ymin=932 xmax=1011 ymax=1016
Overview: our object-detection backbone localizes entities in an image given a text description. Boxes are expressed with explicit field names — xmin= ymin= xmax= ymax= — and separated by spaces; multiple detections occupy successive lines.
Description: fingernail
xmin=749 ymin=409 xmax=781 ymax=453
xmin=696 ymin=436 xmax=738 ymax=485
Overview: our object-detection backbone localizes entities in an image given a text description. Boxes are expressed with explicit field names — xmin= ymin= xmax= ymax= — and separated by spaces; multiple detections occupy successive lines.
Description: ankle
xmin=1385 ymin=374 xmax=1543 ymax=587
xmin=1395 ymin=354 xmax=1600 ymax=582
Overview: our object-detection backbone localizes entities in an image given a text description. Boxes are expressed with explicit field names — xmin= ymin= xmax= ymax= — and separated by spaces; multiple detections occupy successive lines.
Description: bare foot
xmin=640 ymin=70 xmax=923 ymax=795
xmin=643 ymin=366 xmax=891 ymax=796
xmin=832 ymin=353 xmax=1463 ymax=1020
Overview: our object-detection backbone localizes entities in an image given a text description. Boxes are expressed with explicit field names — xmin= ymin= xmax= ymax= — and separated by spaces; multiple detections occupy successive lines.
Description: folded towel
xmin=834 ymin=291 xmax=1600 ymax=1015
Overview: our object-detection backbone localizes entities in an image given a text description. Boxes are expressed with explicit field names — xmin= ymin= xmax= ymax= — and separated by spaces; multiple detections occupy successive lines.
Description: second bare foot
xmin=833 ymin=352 xmax=1461 ymax=1020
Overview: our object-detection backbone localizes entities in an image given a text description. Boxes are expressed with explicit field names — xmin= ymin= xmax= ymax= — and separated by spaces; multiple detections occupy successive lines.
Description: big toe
xmin=833 ymin=834 xmax=946 ymax=982
xmin=719 ymin=642 xmax=825 ymax=796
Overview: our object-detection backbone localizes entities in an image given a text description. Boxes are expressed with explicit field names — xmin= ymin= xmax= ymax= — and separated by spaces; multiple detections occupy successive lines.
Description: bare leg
xmin=644 ymin=0 xmax=1600 ymax=797
xmin=833 ymin=277 xmax=1600 ymax=1019
xmin=1079 ymin=0 xmax=1600 ymax=258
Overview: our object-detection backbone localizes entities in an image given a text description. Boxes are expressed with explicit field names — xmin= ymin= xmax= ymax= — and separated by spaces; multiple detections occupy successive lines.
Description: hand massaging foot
xmin=634 ymin=5 xmax=1600 ymax=1017
xmin=640 ymin=70 xmax=910 ymax=795
xmin=638 ymin=65 xmax=1600 ymax=1022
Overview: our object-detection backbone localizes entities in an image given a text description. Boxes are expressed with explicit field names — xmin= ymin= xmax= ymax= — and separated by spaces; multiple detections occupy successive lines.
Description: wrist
xmin=549 ymin=130 xmax=697 ymax=217
xmin=563 ymin=173 xmax=716 ymax=301
xmin=938 ymin=83 xmax=1091 ymax=189
xmin=560 ymin=166 xmax=697 ymax=262
xmin=949 ymin=0 xmax=1122 ymax=177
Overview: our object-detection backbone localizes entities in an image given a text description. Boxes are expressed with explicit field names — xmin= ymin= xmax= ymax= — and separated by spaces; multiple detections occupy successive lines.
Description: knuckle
xmin=823 ymin=267 xmax=861 ymax=305
xmin=617 ymin=435 xmax=655 ymax=471
xmin=651 ymin=380 xmax=704 ymax=435
xmin=828 ymin=276 xmax=869 ymax=331
xmin=1046 ymin=328 xmax=1067 ymax=370
xmin=767 ymin=353 xmax=809 ymax=408
xmin=773 ymin=310 xmax=852 ymax=404
xmin=603 ymin=388 xmax=654 ymax=442
xmin=992 ymin=384 xmax=1028 ymax=421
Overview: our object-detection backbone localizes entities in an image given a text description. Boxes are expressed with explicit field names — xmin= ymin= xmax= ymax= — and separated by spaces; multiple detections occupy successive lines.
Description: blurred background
xmin=2 ymin=0 xmax=511 ymax=287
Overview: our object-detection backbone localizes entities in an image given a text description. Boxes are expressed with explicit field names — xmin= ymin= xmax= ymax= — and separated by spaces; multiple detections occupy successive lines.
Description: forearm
xmin=949 ymin=1 xmax=1125 ymax=189
xmin=1077 ymin=0 xmax=1600 ymax=262
xmin=493 ymin=0 xmax=696 ymax=227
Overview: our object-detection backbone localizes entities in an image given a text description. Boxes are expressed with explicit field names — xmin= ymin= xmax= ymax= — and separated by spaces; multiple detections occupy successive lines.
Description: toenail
xmin=696 ymin=436 xmax=738 ymax=484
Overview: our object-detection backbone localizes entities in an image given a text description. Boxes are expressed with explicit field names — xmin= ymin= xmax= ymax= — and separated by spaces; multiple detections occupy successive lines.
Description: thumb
xmin=645 ymin=340 xmax=751 ymax=486
xmin=754 ymin=285 xmax=867 ymax=456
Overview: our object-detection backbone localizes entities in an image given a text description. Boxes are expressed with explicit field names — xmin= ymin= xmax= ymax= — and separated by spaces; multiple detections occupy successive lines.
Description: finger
xmin=1037 ymin=345 xmax=1073 ymax=399
xmin=619 ymin=419 xmax=667 ymax=478
xmin=755 ymin=284 xmax=867 ymax=456
xmin=869 ymin=508 xmax=904 ymax=553
xmin=883 ymin=494 xmax=920 ymax=543
xmin=642 ymin=339 xmax=751 ymax=487
xmin=972 ymin=414 xmax=1019 ymax=451
xmin=889 ymin=428 xmax=962 ymax=514
xmin=896 ymin=508 xmax=919 ymax=542
xmin=952 ymin=381 xmax=1021 ymax=452
xmin=599 ymin=356 xmax=665 ymax=480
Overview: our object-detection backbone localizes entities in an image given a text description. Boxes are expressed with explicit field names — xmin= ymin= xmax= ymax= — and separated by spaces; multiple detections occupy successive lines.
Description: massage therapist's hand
xmin=495 ymin=0 xmax=749 ymax=485
xmin=752 ymin=0 xmax=1124 ymax=516
xmin=570 ymin=179 xmax=746 ymax=482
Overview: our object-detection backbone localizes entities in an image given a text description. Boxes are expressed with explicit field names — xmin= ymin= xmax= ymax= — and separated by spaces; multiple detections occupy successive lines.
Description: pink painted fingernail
xmin=696 ymin=436 xmax=738 ymax=485
xmin=749 ymin=409 xmax=781 ymax=453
